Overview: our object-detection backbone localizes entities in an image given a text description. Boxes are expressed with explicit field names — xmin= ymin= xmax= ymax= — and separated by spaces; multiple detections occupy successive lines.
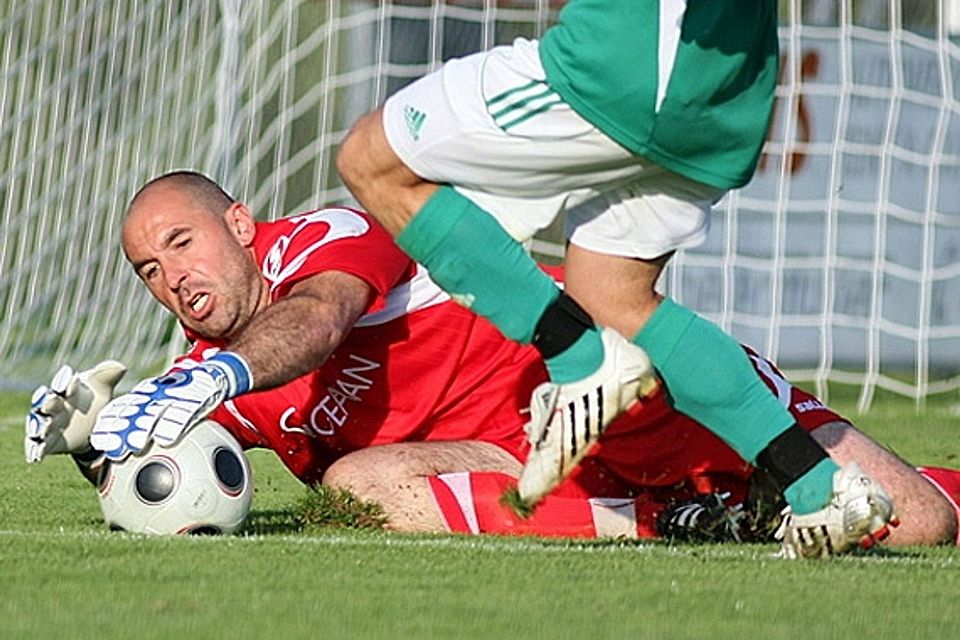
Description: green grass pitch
xmin=3 ymin=386 xmax=960 ymax=640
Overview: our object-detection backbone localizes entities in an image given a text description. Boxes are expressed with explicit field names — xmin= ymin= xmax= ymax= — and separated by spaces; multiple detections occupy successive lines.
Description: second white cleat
xmin=776 ymin=462 xmax=899 ymax=559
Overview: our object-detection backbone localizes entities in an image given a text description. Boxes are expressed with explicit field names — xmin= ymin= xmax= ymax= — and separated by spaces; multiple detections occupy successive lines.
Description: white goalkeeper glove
xmin=89 ymin=351 xmax=253 ymax=461
xmin=24 ymin=360 xmax=128 ymax=464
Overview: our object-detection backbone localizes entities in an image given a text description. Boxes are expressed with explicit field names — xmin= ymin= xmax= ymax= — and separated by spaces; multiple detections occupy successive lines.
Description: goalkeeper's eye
xmin=140 ymin=264 xmax=159 ymax=281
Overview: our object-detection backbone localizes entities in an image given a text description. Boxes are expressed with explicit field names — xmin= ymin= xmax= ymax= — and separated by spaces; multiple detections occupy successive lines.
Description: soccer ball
xmin=97 ymin=420 xmax=253 ymax=535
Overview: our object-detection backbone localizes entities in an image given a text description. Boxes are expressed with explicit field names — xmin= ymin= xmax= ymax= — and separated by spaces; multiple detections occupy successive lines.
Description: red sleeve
xmin=256 ymin=208 xmax=415 ymax=314
xmin=743 ymin=346 xmax=852 ymax=431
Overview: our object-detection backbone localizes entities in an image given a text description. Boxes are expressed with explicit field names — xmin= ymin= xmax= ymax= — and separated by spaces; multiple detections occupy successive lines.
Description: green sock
xmin=397 ymin=186 xmax=602 ymax=382
xmin=783 ymin=458 xmax=839 ymax=515
xmin=545 ymin=329 xmax=603 ymax=383
xmin=633 ymin=298 xmax=837 ymax=513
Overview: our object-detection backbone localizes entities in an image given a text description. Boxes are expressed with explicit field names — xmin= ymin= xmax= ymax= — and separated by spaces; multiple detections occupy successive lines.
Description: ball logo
xmin=183 ymin=484 xmax=216 ymax=518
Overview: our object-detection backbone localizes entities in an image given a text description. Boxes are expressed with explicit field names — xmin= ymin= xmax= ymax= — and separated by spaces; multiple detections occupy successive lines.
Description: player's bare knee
xmin=936 ymin=509 xmax=958 ymax=544
xmin=323 ymin=446 xmax=412 ymax=494
xmin=338 ymin=110 xmax=433 ymax=231
xmin=891 ymin=491 xmax=957 ymax=546
xmin=919 ymin=488 xmax=958 ymax=544
xmin=338 ymin=112 xmax=401 ymax=187
xmin=321 ymin=456 xmax=358 ymax=491
xmin=943 ymin=511 xmax=958 ymax=544
xmin=322 ymin=451 xmax=384 ymax=495
xmin=810 ymin=422 xmax=958 ymax=545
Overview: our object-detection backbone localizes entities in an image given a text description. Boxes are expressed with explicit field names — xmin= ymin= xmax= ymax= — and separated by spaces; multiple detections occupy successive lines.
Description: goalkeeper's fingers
xmin=49 ymin=365 xmax=76 ymax=397
xmin=26 ymin=387 xmax=67 ymax=440
xmin=150 ymin=366 xmax=226 ymax=448
xmin=152 ymin=401 xmax=208 ymax=448
xmin=25 ymin=361 xmax=126 ymax=464
xmin=25 ymin=387 xmax=65 ymax=463
xmin=24 ymin=436 xmax=42 ymax=464
xmin=65 ymin=360 xmax=127 ymax=415
xmin=81 ymin=360 xmax=127 ymax=398
xmin=90 ymin=392 xmax=166 ymax=460
xmin=24 ymin=407 xmax=47 ymax=463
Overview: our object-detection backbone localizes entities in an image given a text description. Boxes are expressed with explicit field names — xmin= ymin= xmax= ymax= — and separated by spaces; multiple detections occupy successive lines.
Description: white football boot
xmin=517 ymin=327 xmax=660 ymax=506
xmin=776 ymin=462 xmax=899 ymax=559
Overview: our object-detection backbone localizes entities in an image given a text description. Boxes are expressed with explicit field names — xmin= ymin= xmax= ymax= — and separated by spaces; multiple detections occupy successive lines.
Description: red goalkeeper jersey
xmin=177 ymin=208 xmax=543 ymax=484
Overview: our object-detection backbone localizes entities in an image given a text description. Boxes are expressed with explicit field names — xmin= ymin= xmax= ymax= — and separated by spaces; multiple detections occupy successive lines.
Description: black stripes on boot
xmin=531 ymin=293 xmax=596 ymax=359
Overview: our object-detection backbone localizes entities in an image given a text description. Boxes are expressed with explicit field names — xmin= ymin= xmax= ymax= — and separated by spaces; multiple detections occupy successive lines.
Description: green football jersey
xmin=539 ymin=0 xmax=778 ymax=190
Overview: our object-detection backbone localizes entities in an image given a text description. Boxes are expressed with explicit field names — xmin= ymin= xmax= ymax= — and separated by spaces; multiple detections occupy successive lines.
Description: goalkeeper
xmin=335 ymin=0 xmax=895 ymax=549
xmin=25 ymin=172 xmax=955 ymax=556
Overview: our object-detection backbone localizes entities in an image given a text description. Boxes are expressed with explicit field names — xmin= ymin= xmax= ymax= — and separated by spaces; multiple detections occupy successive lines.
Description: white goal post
xmin=1 ymin=0 xmax=959 ymax=412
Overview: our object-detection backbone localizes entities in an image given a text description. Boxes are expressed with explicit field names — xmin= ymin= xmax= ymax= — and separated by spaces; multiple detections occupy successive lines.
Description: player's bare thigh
xmin=561 ymin=170 xmax=721 ymax=336
xmin=564 ymin=245 xmax=668 ymax=340
xmin=811 ymin=421 xmax=957 ymax=545
xmin=322 ymin=441 xmax=521 ymax=533
xmin=340 ymin=39 xmax=651 ymax=240
xmin=337 ymin=109 xmax=440 ymax=237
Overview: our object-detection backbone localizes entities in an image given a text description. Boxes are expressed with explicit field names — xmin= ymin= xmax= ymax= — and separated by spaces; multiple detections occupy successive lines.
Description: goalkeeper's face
xmin=122 ymin=187 xmax=267 ymax=341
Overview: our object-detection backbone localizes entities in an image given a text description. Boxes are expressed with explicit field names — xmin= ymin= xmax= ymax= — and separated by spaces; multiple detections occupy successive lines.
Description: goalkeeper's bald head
xmin=128 ymin=170 xmax=236 ymax=221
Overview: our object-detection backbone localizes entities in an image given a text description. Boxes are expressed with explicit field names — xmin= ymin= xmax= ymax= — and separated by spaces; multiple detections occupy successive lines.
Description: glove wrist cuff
xmin=206 ymin=351 xmax=253 ymax=398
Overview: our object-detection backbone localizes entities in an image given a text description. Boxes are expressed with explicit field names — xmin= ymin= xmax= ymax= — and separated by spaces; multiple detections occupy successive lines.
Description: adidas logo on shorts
xmin=403 ymin=105 xmax=426 ymax=141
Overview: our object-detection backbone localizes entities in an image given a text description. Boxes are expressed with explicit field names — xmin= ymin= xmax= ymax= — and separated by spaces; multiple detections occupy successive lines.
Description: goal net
xmin=2 ymin=0 xmax=959 ymax=411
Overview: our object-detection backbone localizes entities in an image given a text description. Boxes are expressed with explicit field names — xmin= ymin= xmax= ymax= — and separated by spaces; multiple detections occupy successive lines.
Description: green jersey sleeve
xmin=539 ymin=0 xmax=779 ymax=190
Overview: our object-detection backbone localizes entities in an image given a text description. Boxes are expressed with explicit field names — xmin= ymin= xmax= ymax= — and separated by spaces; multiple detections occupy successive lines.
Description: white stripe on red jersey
xmin=355 ymin=264 xmax=450 ymax=327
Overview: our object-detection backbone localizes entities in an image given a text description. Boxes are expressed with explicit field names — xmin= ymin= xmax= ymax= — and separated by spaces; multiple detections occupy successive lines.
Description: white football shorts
xmin=382 ymin=37 xmax=723 ymax=259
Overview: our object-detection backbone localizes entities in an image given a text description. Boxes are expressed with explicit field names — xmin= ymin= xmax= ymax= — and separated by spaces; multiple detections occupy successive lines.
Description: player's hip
xmin=383 ymin=37 xmax=654 ymax=196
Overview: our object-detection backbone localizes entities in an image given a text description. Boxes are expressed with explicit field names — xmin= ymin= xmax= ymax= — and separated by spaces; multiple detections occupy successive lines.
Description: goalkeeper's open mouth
xmin=185 ymin=292 xmax=212 ymax=320
xmin=190 ymin=293 xmax=209 ymax=312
